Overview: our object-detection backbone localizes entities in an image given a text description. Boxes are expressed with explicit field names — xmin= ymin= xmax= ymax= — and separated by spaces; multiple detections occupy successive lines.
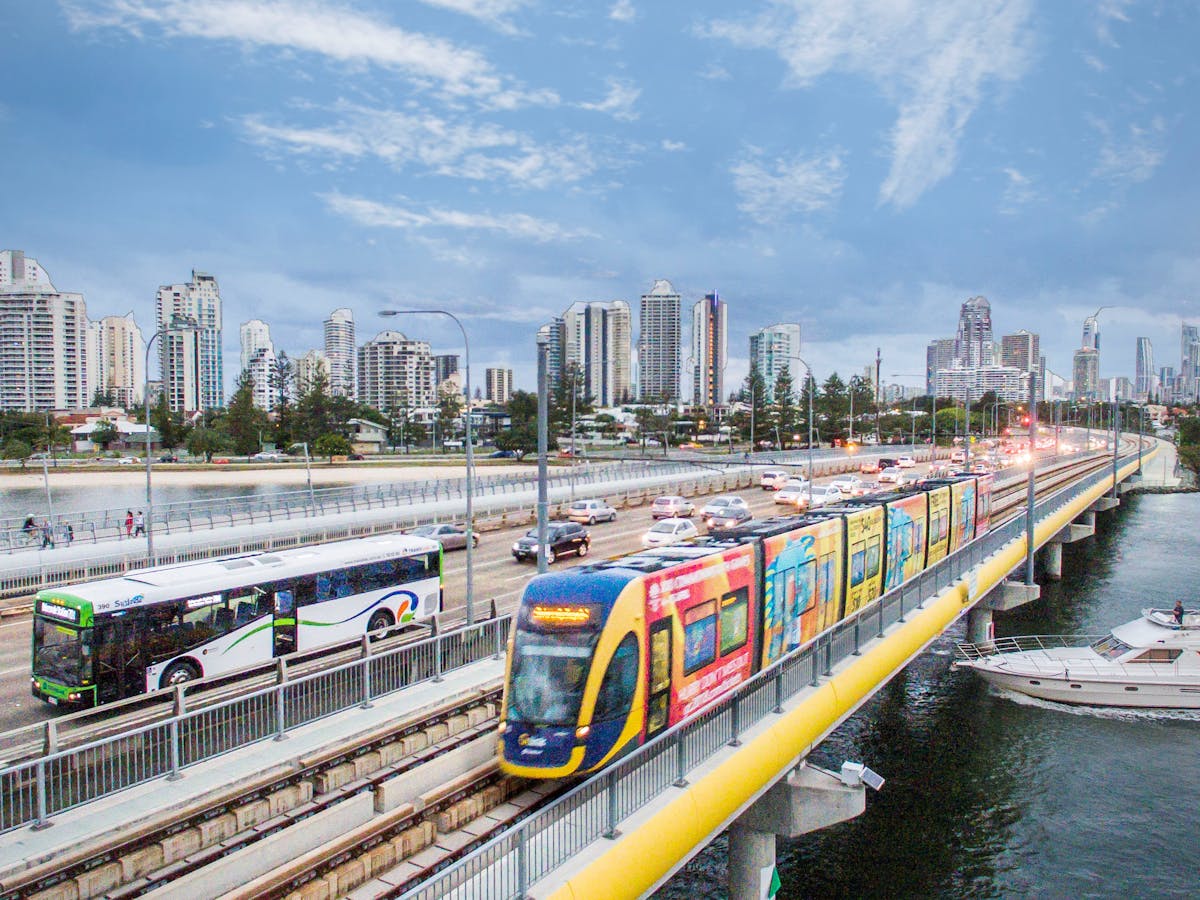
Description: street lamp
xmin=892 ymin=374 xmax=936 ymax=460
xmin=380 ymin=308 xmax=476 ymax=624
xmin=788 ymin=356 xmax=816 ymax=508
xmin=144 ymin=314 xmax=199 ymax=563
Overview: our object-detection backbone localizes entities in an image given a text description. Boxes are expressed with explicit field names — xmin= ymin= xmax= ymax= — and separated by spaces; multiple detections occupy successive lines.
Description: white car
xmin=700 ymin=496 xmax=753 ymax=528
xmin=251 ymin=451 xmax=288 ymax=462
xmin=760 ymin=469 xmax=792 ymax=490
xmin=896 ymin=455 xmax=916 ymax=468
xmin=775 ymin=479 xmax=813 ymax=508
xmin=641 ymin=518 xmax=700 ymax=548
xmin=878 ymin=466 xmax=906 ymax=485
xmin=829 ymin=474 xmax=862 ymax=493
xmin=806 ymin=485 xmax=845 ymax=508
xmin=650 ymin=495 xmax=695 ymax=519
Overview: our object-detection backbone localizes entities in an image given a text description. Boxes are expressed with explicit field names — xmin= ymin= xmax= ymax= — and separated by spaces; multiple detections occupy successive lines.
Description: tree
xmin=2 ymin=439 xmax=31 ymax=468
xmin=437 ymin=389 xmax=464 ymax=447
xmin=847 ymin=374 xmax=875 ymax=441
xmin=149 ymin=393 xmax=185 ymax=449
xmin=295 ymin=371 xmax=335 ymax=445
xmin=817 ymin=373 xmax=848 ymax=441
xmin=186 ymin=427 xmax=228 ymax=463
xmin=773 ymin=366 xmax=798 ymax=449
xmin=223 ymin=371 xmax=270 ymax=456
xmin=91 ymin=387 xmax=116 ymax=407
xmin=314 ymin=432 xmax=352 ymax=460
xmin=495 ymin=424 xmax=546 ymax=458
xmin=551 ymin=363 xmax=594 ymax=433
xmin=269 ymin=352 xmax=295 ymax=447
xmin=91 ymin=419 xmax=120 ymax=451
xmin=506 ymin=390 xmax=538 ymax=429
xmin=741 ymin=367 xmax=769 ymax=446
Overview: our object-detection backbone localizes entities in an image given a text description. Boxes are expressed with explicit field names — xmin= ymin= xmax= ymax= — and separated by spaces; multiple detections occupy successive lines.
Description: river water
xmin=657 ymin=492 xmax=1200 ymax=899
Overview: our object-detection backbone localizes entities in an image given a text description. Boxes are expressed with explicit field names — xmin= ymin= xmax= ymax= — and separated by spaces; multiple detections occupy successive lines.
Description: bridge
xmin=0 ymin=438 xmax=1164 ymax=899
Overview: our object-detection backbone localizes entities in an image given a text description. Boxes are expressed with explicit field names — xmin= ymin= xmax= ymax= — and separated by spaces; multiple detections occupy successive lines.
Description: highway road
xmin=0 ymin=462 xmax=922 ymax=735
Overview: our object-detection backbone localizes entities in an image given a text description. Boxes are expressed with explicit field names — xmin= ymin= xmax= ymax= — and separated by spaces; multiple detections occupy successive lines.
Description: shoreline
xmin=0 ymin=462 xmax=539 ymax=490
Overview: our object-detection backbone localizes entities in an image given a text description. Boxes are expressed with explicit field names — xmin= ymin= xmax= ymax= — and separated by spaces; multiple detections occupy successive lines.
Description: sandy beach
xmin=0 ymin=461 xmax=540 ymax=490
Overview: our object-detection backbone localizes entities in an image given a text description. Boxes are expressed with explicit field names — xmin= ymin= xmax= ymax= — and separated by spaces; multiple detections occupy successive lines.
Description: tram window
xmin=650 ymin=627 xmax=671 ymax=694
xmin=719 ymin=588 xmax=749 ymax=656
xmin=682 ymin=601 xmax=717 ymax=674
xmin=915 ymin=520 xmax=926 ymax=553
xmin=850 ymin=542 xmax=866 ymax=587
xmin=820 ymin=553 xmax=837 ymax=605
xmin=647 ymin=693 xmax=668 ymax=735
xmin=594 ymin=633 xmax=639 ymax=722
xmin=866 ymin=539 xmax=881 ymax=579
xmin=797 ymin=561 xmax=816 ymax=613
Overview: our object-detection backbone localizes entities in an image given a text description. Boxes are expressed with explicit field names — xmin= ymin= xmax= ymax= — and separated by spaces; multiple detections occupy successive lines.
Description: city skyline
xmin=3 ymin=2 xmax=1198 ymax=393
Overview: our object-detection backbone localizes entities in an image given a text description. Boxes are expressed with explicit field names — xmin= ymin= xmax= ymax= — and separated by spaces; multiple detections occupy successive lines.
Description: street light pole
xmin=535 ymin=333 xmax=550 ymax=575
xmin=381 ymin=308 xmax=476 ymax=623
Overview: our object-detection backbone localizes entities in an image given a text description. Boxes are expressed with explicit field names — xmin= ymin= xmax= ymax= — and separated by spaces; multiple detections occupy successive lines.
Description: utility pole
xmin=1025 ymin=375 xmax=1037 ymax=584
xmin=536 ymin=333 xmax=550 ymax=574
xmin=874 ymin=348 xmax=882 ymax=446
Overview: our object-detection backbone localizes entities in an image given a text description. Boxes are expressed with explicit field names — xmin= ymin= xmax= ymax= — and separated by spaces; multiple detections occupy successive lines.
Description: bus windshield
xmin=33 ymin=618 xmax=91 ymax=685
xmin=507 ymin=630 xmax=596 ymax=726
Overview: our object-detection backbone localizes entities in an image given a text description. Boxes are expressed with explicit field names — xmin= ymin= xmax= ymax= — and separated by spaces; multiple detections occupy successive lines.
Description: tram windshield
xmin=32 ymin=618 xmax=92 ymax=684
xmin=1090 ymin=634 xmax=1133 ymax=661
xmin=507 ymin=631 xmax=596 ymax=726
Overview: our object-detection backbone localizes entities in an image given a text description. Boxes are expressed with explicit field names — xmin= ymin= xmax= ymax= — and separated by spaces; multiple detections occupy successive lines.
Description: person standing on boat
xmin=1174 ymin=600 xmax=1185 ymax=625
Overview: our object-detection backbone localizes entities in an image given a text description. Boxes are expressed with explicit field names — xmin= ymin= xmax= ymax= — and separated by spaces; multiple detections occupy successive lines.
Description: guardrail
xmin=401 ymin=452 xmax=1138 ymax=899
xmin=0 ymin=615 xmax=511 ymax=833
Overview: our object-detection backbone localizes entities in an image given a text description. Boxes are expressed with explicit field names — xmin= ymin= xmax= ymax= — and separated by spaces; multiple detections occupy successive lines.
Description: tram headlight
xmin=574 ymin=725 xmax=591 ymax=740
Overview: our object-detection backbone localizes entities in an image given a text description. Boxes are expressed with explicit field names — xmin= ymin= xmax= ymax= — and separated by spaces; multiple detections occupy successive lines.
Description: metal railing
xmin=401 ymin=451 xmax=1137 ymax=899
xmin=0 ymin=615 xmax=511 ymax=833
xmin=954 ymin=633 xmax=1106 ymax=660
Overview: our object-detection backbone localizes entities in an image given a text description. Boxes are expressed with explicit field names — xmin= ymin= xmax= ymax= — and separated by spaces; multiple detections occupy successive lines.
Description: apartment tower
xmin=156 ymin=270 xmax=223 ymax=413
xmin=691 ymin=292 xmax=727 ymax=409
xmin=638 ymin=279 xmax=681 ymax=402
xmin=323 ymin=307 xmax=357 ymax=400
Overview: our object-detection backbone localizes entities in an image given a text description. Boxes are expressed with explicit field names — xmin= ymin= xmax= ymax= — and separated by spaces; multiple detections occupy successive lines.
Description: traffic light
xmin=1021 ymin=415 xmax=1031 ymax=426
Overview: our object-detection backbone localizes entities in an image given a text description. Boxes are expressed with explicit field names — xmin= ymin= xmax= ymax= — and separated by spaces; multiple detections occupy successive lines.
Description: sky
xmin=3 ymin=0 xmax=1199 ymax=398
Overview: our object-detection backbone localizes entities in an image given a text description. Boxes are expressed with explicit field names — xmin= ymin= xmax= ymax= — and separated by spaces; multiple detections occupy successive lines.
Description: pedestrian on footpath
xmin=124 ymin=510 xmax=133 ymax=538
xmin=133 ymin=511 xmax=145 ymax=537
xmin=40 ymin=520 xmax=54 ymax=550
xmin=65 ymin=523 xmax=74 ymax=545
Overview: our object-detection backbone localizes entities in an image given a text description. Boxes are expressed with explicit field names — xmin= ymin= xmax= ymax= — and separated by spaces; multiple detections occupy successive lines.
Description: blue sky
xmin=3 ymin=0 xmax=1198 ymax=397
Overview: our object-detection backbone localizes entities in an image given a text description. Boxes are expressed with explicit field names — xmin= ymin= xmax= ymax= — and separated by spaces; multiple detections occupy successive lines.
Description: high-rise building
xmin=563 ymin=300 xmax=632 ymax=407
xmin=434 ymin=354 xmax=460 ymax=386
xmin=1134 ymin=337 xmax=1154 ymax=401
xmin=925 ymin=338 xmax=955 ymax=395
xmin=690 ymin=292 xmax=727 ymax=409
xmin=0 ymin=250 xmax=88 ymax=411
xmin=239 ymin=319 xmax=276 ymax=410
xmin=323 ymin=308 xmax=356 ymax=399
xmin=536 ymin=318 xmax=566 ymax=390
xmin=954 ymin=296 xmax=995 ymax=368
xmin=294 ymin=349 xmax=330 ymax=396
xmin=1082 ymin=316 xmax=1100 ymax=351
xmin=1072 ymin=348 xmax=1100 ymax=402
xmin=934 ymin=365 xmax=1031 ymax=404
xmin=88 ymin=313 xmax=146 ymax=408
xmin=485 ymin=368 xmax=514 ymax=404
xmin=356 ymin=330 xmax=436 ymax=412
xmin=1001 ymin=330 xmax=1040 ymax=373
xmin=156 ymin=270 xmax=223 ymax=413
xmin=1183 ymin=323 xmax=1200 ymax=401
xmin=749 ymin=323 xmax=802 ymax=401
xmin=638 ymin=279 xmax=681 ymax=402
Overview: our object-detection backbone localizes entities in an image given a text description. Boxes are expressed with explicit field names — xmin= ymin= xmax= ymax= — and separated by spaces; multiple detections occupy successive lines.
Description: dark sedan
xmin=511 ymin=522 xmax=590 ymax=564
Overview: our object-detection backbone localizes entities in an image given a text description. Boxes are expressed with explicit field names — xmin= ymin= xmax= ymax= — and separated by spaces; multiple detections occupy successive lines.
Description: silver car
xmin=567 ymin=499 xmax=617 ymax=525
xmin=701 ymin=496 xmax=752 ymax=528
xmin=651 ymin=495 xmax=696 ymax=519
xmin=407 ymin=523 xmax=479 ymax=551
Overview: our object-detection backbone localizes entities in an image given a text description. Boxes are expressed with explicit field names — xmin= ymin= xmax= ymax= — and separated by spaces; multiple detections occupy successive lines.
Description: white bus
xmin=31 ymin=533 xmax=442 ymax=707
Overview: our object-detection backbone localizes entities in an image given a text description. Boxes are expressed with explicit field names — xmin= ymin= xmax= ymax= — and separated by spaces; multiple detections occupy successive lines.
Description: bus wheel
xmin=160 ymin=660 xmax=200 ymax=689
xmin=368 ymin=609 xmax=395 ymax=640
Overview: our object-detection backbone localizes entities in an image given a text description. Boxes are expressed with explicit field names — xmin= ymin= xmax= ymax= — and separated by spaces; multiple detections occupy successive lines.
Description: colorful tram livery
xmin=499 ymin=474 xmax=992 ymax=777
xmin=31 ymin=534 xmax=443 ymax=707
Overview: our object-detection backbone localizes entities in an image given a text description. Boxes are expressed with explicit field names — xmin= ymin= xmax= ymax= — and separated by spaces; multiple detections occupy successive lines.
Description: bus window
xmin=719 ymin=587 xmax=749 ymax=656
xmin=330 ymin=570 xmax=352 ymax=598
xmin=315 ymin=573 xmax=334 ymax=602
xmin=293 ymin=576 xmax=317 ymax=606
xmin=593 ymin=633 xmax=639 ymax=722
xmin=275 ymin=589 xmax=295 ymax=615
xmin=229 ymin=587 xmax=267 ymax=626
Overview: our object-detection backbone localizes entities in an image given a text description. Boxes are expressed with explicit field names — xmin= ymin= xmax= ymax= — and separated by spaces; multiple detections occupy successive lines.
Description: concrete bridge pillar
xmin=1078 ymin=509 xmax=1095 ymax=530
xmin=967 ymin=606 xmax=993 ymax=644
xmin=1042 ymin=542 xmax=1063 ymax=580
xmin=728 ymin=764 xmax=867 ymax=900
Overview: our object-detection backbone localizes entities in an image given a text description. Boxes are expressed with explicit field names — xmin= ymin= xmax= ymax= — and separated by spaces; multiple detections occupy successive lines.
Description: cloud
xmin=1094 ymin=0 xmax=1133 ymax=47
xmin=609 ymin=0 xmax=636 ymax=23
xmin=731 ymin=148 xmax=845 ymax=223
xmin=998 ymin=166 xmax=1037 ymax=215
xmin=240 ymin=104 xmax=597 ymax=189
xmin=578 ymin=77 xmax=640 ymax=121
xmin=62 ymin=0 xmax=558 ymax=109
xmin=1090 ymin=115 xmax=1167 ymax=184
xmin=661 ymin=139 xmax=686 ymax=152
xmin=321 ymin=191 xmax=593 ymax=242
xmin=415 ymin=0 xmax=531 ymax=34
xmin=702 ymin=0 xmax=1035 ymax=209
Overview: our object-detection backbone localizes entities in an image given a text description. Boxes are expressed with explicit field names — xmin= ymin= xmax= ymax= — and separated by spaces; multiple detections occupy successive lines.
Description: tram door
xmin=273 ymin=588 xmax=297 ymax=657
xmin=645 ymin=619 xmax=673 ymax=740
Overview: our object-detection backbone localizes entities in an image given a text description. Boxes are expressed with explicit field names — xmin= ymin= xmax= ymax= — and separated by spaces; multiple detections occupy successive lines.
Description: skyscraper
xmin=240 ymin=319 xmax=276 ymax=410
xmin=563 ymin=300 xmax=632 ymax=407
xmin=1082 ymin=316 xmax=1100 ymax=351
xmin=156 ymin=270 xmax=223 ymax=413
xmin=954 ymin=296 xmax=994 ymax=368
xmin=1072 ymin=348 xmax=1100 ymax=402
xmin=323 ymin=308 xmax=356 ymax=399
xmin=1183 ymin=323 xmax=1200 ymax=401
xmin=638 ymin=279 xmax=681 ymax=402
xmin=691 ymin=292 xmax=727 ymax=409
xmin=1134 ymin=337 xmax=1154 ymax=400
xmin=749 ymin=323 xmax=802 ymax=401
xmin=485 ymin=368 xmax=514 ymax=404
xmin=925 ymin=338 xmax=955 ymax=395
xmin=536 ymin=318 xmax=566 ymax=390
xmin=434 ymin=354 xmax=460 ymax=386
xmin=294 ymin=349 xmax=329 ymax=397
xmin=88 ymin=313 xmax=146 ymax=408
xmin=356 ymin=330 xmax=436 ymax=412
xmin=1000 ymin=330 xmax=1040 ymax=373
xmin=0 ymin=250 xmax=88 ymax=411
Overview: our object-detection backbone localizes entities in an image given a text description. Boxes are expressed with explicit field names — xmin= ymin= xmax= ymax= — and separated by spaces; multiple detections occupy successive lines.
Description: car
xmin=348 ymin=453 xmax=365 ymax=461
xmin=567 ymin=498 xmax=617 ymax=525
xmin=896 ymin=455 xmax=916 ymax=468
xmin=970 ymin=461 xmax=992 ymax=474
xmin=488 ymin=449 xmax=517 ymax=458
xmin=700 ymin=495 xmax=752 ymax=529
xmin=158 ymin=454 xmax=179 ymax=463
xmin=851 ymin=481 xmax=882 ymax=497
xmin=512 ymin=522 xmax=590 ymax=563
xmin=878 ymin=466 xmax=906 ymax=485
xmin=876 ymin=457 xmax=898 ymax=471
xmin=678 ymin=441 xmax=703 ymax=450
xmin=776 ymin=480 xmax=813 ymax=509
xmin=651 ymin=495 xmax=696 ymax=519
xmin=859 ymin=458 xmax=882 ymax=474
xmin=806 ymin=485 xmax=846 ymax=508
xmin=640 ymin=518 xmax=700 ymax=548
xmin=760 ymin=469 xmax=792 ymax=490
xmin=829 ymin=474 xmax=862 ymax=493
xmin=251 ymin=451 xmax=288 ymax=462
xmin=949 ymin=449 xmax=966 ymax=464
xmin=407 ymin=522 xmax=479 ymax=551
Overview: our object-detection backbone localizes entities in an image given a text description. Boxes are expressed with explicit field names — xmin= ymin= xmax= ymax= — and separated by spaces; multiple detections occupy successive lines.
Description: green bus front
xmin=31 ymin=592 xmax=98 ymax=707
